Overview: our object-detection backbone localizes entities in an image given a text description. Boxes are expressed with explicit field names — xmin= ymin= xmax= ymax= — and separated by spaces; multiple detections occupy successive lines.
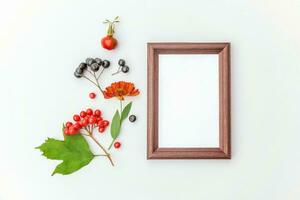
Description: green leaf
xmin=121 ymin=102 xmax=132 ymax=122
xmin=36 ymin=134 xmax=94 ymax=176
xmin=110 ymin=110 xmax=121 ymax=139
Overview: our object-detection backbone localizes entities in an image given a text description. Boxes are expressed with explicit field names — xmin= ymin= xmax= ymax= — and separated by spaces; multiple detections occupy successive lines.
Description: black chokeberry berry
xmin=90 ymin=63 xmax=100 ymax=72
xmin=102 ymin=60 xmax=110 ymax=68
xmin=79 ymin=62 xmax=87 ymax=70
xmin=76 ymin=67 xmax=84 ymax=74
xmin=118 ymin=59 xmax=125 ymax=66
xmin=129 ymin=115 xmax=136 ymax=122
xmin=74 ymin=71 xmax=83 ymax=78
xmin=86 ymin=58 xmax=96 ymax=66
xmin=95 ymin=58 xmax=103 ymax=65
xmin=121 ymin=65 xmax=129 ymax=73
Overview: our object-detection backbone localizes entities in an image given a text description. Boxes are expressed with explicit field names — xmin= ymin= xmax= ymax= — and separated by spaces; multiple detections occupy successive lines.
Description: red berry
xmin=73 ymin=114 xmax=80 ymax=121
xmin=102 ymin=120 xmax=109 ymax=127
xmin=94 ymin=109 xmax=101 ymax=117
xmin=98 ymin=127 xmax=105 ymax=133
xmin=89 ymin=116 xmax=97 ymax=124
xmin=64 ymin=128 xmax=70 ymax=135
xmin=69 ymin=126 xmax=78 ymax=135
xmin=98 ymin=120 xmax=105 ymax=128
xmin=80 ymin=111 xmax=87 ymax=118
xmin=114 ymin=142 xmax=121 ymax=149
xmin=86 ymin=108 xmax=93 ymax=115
xmin=74 ymin=122 xmax=82 ymax=130
xmin=89 ymin=92 xmax=96 ymax=99
xmin=66 ymin=122 xmax=73 ymax=128
xmin=98 ymin=116 xmax=103 ymax=121
xmin=81 ymin=118 xmax=89 ymax=126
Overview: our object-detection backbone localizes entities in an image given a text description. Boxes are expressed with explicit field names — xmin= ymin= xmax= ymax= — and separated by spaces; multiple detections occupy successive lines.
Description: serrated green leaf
xmin=36 ymin=134 xmax=94 ymax=176
xmin=121 ymin=102 xmax=132 ymax=122
xmin=110 ymin=110 xmax=121 ymax=139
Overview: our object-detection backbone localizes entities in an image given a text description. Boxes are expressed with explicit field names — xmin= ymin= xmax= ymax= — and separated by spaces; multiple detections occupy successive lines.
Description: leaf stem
xmin=94 ymin=154 xmax=107 ymax=157
xmin=108 ymin=139 xmax=116 ymax=150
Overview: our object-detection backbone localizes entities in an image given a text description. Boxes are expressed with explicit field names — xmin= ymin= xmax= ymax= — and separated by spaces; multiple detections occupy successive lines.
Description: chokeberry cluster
xmin=74 ymin=58 xmax=111 ymax=93
xmin=112 ymin=59 xmax=129 ymax=75
xmin=64 ymin=108 xmax=110 ymax=135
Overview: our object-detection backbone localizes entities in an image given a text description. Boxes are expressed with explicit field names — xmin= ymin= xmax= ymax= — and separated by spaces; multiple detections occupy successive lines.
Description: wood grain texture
xmin=147 ymin=42 xmax=231 ymax=159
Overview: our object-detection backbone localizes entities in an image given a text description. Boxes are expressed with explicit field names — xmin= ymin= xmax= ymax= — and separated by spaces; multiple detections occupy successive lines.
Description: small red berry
xmin=114 ymin=142 xmax=121 ymax=149
xmin=66 ymin=122 xmax=73 ymax=128
xmin=64 ymin=128 xmax=70 ymax=135
xmin=97 ymin=116 xmax=103 ymax=121
xmin=74 ymin=122 xmax=82 ymax=130
xmin=89 ymin=92 xmax=96 ymax=99
xmin=94 ymin=109 xmax=101 ymax=117
xmin=98 ymin=120 xmax=105 ymax=128
xmin=73 ymin=114 xmax=81 ymax=121
xmin=80 ymin=111 xmax=87 ymax=118
xmin=89 ymin=116 xmax=97 ymax=124
xmin=98 ymin=127 xmax=105 ymax=133
xmin=86 ymin=108 xmax=93 ymax=115
xmin=69 ymin=126 xmax=78 ymax=135
xmin=81 ymin=118 xmax=89 ymax=126
xmin=102 ymin=120 xmax=109 ymax=127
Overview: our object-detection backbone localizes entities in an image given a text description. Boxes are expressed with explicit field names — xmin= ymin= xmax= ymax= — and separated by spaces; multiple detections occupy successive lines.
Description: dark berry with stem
xmin=76 ymin=67 xmax=84 ymax=74
xmin=74 ymin=71 xmax=83 ymax=78
xmin=102 ymin=60 xmax=110 ymax=68
xmin=121 ymin=65 xmax=129 ymax=73
xmin=90 ymin=63 xmax=100 ymax=72
xmin=86 ymin=58 xmax=96 ymax=66
xmin=79 ymin=62 xmax=87 ymax=70
xmin=95 ymin=58 xmax=103 ymax=65
xmin=118 ymin=59 xmax=125 ymax=66
xmin=129 ymin=115 xmax=136 ymax=122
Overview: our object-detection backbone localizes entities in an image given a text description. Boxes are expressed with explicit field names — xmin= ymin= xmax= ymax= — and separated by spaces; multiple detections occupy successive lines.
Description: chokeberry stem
xmin=112 ymin=66 xmax=122 ymax=76
xmin=83 ymin=76 xmax=98 ymax=87
xmin=97 ymin=67 xmax=105 ymax=80
xmin=92 ymin=71 xmax=103 ymax=93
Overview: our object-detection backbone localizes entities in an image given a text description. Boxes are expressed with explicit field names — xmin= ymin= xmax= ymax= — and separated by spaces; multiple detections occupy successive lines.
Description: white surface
xmin=158 ymin=54 xmax=219 ymax=147
xmin=1 ymin=0 xmax=300 ymax=200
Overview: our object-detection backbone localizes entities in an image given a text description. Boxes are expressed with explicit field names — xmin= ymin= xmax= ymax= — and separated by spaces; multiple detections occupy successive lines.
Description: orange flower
xmin=103 ymin=81 xmax=140 ymax=100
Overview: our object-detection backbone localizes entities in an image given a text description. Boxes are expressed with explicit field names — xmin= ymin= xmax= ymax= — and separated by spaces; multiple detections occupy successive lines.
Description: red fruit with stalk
xmin=101 ymin=16 xmax=120 ymax=50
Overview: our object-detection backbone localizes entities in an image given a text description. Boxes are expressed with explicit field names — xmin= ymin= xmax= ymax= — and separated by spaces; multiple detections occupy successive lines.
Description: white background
xmin=1 ymin=0 xmax=300 ymax=200
xmin=159 ymin=54 xmax=219 ymax=147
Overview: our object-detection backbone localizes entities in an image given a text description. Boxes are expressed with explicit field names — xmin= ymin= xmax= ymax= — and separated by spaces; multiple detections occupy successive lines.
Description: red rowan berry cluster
xmin=64 ymin=108 xmax=109 ymax=135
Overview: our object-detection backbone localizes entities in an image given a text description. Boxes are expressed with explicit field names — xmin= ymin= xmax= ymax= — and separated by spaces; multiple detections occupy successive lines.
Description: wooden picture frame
xmin=147 ymin=43 xmax=231 ymax=159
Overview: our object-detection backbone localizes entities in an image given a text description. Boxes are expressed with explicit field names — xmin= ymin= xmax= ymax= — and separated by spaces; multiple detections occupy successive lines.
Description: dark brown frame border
xmin=147 ymin=43 xmax=231 ymax=159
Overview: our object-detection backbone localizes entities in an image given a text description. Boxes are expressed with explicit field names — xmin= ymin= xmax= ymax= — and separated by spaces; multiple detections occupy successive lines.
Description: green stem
xmin=108 ymin=100 xmax=123 ymax=150
xmin=108 ymin=138 xmax=116 ymax=150
xmin=120 ymin=100 xmax=123 ymax=113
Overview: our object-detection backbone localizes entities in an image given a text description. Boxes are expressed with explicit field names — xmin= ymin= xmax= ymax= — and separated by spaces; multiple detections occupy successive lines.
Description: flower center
xmin=116 ymin=88 xmax=124 ymax=94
